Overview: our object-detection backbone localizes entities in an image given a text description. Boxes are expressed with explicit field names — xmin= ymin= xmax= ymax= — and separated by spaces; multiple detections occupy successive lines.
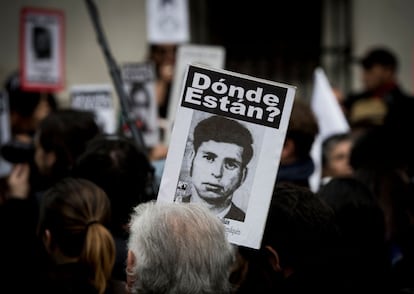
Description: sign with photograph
xmin=70 ymin=84 xmax=117 ymax=135
xmin=164 ymin=44 xmax=226 ymax=144
xmin=20 ymin=7 xmax=65 ymax=91
xmin=121 ymin=61 xmax=160 ymax=147
xmin=146 ymin=0 xmax=189 ymax=44
xmin=157 ymin=64 xmax=296 ymax=249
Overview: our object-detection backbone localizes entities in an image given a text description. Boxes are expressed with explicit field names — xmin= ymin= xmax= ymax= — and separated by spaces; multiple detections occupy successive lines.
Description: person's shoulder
xmin=344 ymin=90 xmax=372 ymax=108
xmin=226 ymin=203 xmax=245 ymax=222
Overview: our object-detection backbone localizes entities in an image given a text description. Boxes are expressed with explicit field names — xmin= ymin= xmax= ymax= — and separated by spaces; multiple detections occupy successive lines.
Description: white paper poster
xmin=146 ymin=0 xmax=189 ymax=44
xmin=70 ymin=84 xmax=117 ymax=135
xmin=20 ymin=7 xmax=65 ymax=91
xmin=121 ymin=62 xmax=160 ymax=148
xmin=164 ymin=44 xmax=226 ymax=144
xmin=157 ymin=64 xmax=296 ymax=249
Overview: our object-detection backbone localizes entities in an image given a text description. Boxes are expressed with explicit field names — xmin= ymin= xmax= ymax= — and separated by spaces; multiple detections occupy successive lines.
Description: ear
xmin=281 ymin=138 xmax=295 ymax=164
xmin=127 ymin=250 xmax=136 ymax=270
xmin=264 ymin=245 xmax=281 ymax=272
xmin=45 ymin=151 xmax=56 ymax=168
xmin=43 ymin=229 xmax=52 ymax=253
xmin=126 ymin=250 xmax=137 ymax=291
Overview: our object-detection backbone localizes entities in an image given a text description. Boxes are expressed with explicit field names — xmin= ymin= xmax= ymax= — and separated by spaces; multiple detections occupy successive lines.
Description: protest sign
xmin=157 ymin=64 xmax=296 ymax=249
xmin=20 ymin=7 xmax=64 ymax=91
xmin=70 ymin=84 xmax=117 ymax=135
xmin=146 ymin=0 xmax=189 ymax=44
xmin=120 ymin=62 xmax=160 ymax=147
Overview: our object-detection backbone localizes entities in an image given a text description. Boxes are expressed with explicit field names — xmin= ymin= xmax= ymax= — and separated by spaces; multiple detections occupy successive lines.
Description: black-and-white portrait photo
xmin=32 ymin=25 xmax=52 ymax=60
xmin=174 ymin=111 xmax=263 ymax=222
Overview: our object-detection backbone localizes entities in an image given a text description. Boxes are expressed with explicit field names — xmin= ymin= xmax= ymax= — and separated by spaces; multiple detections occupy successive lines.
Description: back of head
xmin=286 ymin=98 xmax=319 ymax=160
xmin=360 ymin=47 xmax=398 ymax=72
xmin=38 ymin=177 xmax=115 ymax=294
xmin=318 ymin=177 xmax=385 ymax=244
xmin=73 ymin=134 xmax=156 ymax=234
xmin=4 ymin=70 xmax=58 ymax=135
xmin=37 ymin=109 xmax=101 ymax=177
xmin=263 ymin=183 xmax=338 ymax=272
xmin=127 ymin=201 xmax=235 ymax=294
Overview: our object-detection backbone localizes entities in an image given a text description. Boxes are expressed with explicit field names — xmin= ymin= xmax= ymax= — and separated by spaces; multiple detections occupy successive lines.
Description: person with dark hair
xmin=276 ymin=98 xmax=319 ymax=188
xmin=126 ymin=201 xmax=235 ymax=294
xmin=0 ymin=177 xmax=126 ymax=294
xmin=147 ymin=43 xmax=177 ymax=119
xmin=72 ymin=134 xmax=156 ymax=281
xmin=318 ymin=177 xmax=392 ymax=293
xmin=319 ymin=132 xmax=354 ymax=188
xmin=233 ymin=182 xmax=342 ymax=293
xmin=5 ymin=108 xmax=102 ymax=203
xmin=176 ymin=115 xmax=254 ymax=222
xmin=4 ymin=70 xmax=58 ymax=138
xmin=37 ymin=177 xmax=124 ymax=294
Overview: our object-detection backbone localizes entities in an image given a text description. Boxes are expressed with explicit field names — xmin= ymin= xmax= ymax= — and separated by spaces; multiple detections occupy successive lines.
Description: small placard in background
xmin=20 ymin=7 xmax=65 ymax=92
xmin=146 ymin=0 xmax=189 ymax=44
xmin=121 ymin=62 xmax=160 ymax=148
xmin=70 ymin=84 xmax=117 ymax=135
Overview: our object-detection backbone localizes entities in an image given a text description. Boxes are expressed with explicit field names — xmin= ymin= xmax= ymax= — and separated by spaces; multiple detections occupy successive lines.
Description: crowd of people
xmin=0 ymin=43 xmax=414 ymax=294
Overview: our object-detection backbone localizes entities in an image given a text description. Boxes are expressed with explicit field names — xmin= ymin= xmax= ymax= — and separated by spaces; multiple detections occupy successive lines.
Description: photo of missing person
xmin=128 ymin=81 xmax=151 ymax=132
xmin=32 ymin=25 xmax=52 ymax=60
xmin=174 ymin=111 xmax=264 ymax=222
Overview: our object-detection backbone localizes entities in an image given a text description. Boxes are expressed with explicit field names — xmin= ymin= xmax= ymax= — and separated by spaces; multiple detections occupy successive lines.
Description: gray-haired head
xmin=127 ymin=201 xmax=236 ymax=294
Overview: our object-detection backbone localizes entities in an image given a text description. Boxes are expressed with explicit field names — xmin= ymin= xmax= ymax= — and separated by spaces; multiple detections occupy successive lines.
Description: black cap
xmin=360 ymin=47 xmax=397 ymax=71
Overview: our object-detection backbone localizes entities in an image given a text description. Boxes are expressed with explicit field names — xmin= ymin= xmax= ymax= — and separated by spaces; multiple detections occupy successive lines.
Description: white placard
xmin=121 ymin=62 xmax=160 ymax=147
xmin=146 ymin=0 xmax=189 ymax=44
xmin=20 ymin=7 xmax=64 ymax=91
xmin=70 ymin=84 xmax=117 ymax=135
xmin=157 ymin=64 xmax=296 ymax=249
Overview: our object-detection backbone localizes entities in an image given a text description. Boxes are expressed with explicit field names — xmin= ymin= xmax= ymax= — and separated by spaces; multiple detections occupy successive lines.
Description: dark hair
xmin=318 ymin=177 xmax=385 ymax=243
xmin=73 ymin=134 xmax=156 ymax=235
xmin=360 ymin=47 xmax=398 ymax=71
xmin=286 ymin=99 xmax=319 ymax=160
xmin=263 ymin=183 xmax=338 ymax=270
xmin=193 ymin=115 xmax=254 ymax=167
xmin=37 ymin=109 xmax=101 ymax=180
xmin=38 ymin=177 xmax=115 ymax=294
xmin=5 ymin=71 xmax=58 ymax=118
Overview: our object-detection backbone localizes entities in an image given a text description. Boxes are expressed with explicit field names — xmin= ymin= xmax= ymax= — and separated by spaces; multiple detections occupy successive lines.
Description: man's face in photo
xmin=191 ymin=140 xmax=245 ymax=203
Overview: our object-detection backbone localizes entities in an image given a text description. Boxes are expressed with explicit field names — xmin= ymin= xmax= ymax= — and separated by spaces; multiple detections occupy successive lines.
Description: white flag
xmin=309 ymin=67 xmax=350 ymax=192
